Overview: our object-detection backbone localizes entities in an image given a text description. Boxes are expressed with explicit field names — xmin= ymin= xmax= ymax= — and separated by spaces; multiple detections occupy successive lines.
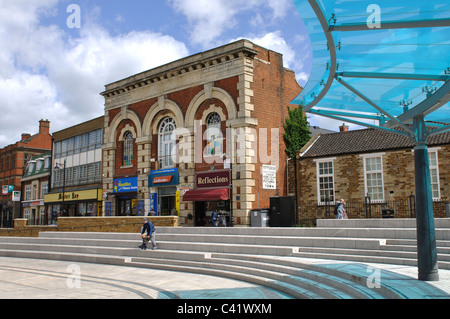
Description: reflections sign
xmin=195 ymin=170 xmax=230 ymax=189
xmin=113 ymin=177 xmax=138 ymax=193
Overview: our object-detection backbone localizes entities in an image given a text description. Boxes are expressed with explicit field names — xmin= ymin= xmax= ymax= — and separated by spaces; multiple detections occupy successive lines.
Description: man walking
xmin=139 ymin=218 xmax=157 ymax=250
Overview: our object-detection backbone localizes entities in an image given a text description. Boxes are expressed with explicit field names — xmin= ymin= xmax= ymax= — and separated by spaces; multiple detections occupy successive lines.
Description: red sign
xmin=195 ymin=170 xmax=230 ymax=188
xmin=152 ymin=176 xmax=173 ymax=184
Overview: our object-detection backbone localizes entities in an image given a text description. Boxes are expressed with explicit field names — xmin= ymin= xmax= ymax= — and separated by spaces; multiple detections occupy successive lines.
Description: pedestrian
xmin=50 ymin=210 xmax=58 ymax=224
xmin=219 ymin=213 xmax=227 ymax=227
xmin=139 ymin=218 xmax=157 ymax=250
xmin=211 ymin=210 xmax=218 ymax=227
xmin=335 ymin=199 xmax=346 ymax=219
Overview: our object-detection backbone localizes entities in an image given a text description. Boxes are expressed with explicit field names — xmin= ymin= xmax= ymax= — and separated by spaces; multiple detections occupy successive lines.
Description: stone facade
xmin=292 ymin=129 xmax=450 ymax=224
xmin=101 ymin=40 xmax=301 ymax=226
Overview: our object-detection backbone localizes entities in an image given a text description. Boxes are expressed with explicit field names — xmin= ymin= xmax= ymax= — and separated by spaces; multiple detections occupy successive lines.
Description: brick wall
xmin=245 ymin=46 xmax=302 ymax=210
xmin=101 ymin=40 xmax=303 ymax=225
xmin=0 ymin=216 xmax=178 ymax=237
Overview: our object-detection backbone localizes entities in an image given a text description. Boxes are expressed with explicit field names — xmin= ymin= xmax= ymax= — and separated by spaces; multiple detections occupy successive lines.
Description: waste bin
xmin=446 ymin=203 xmax=450 ymax=218
xmin=382 ymin=209 xmax=394 ymax=218
xmin=250 ymin=209 xmax=270 ymax=227
xmin=269 ymin=196 xmax=295 ymax=227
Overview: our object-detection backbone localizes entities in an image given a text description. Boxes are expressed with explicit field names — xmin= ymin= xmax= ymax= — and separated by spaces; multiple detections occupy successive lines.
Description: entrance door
xmin=195 ymin=201 xmax=206 ymax=226
xmin=31 ymin=208 xmax=36 ymax=226
xmin=158 ymin=186 xmax=177 ymax=216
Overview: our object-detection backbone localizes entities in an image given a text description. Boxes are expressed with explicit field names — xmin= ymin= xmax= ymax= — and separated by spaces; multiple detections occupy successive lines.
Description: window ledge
xmin=120 ymin=165 xmax=134 ymax=169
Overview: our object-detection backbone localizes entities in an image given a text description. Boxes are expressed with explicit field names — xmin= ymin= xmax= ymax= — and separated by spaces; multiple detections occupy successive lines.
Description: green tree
xmin=283 ymin=105 xmax=310 ymax=226
xmin=283 ymin=105 xmax=311 ymax=158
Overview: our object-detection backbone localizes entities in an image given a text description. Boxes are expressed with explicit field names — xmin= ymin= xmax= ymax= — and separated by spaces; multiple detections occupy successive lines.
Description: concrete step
xmin=207 ymin=253 xmax=419 ymax=299
xmin=34 ymin=231 xmax=387 ymax=250
xmin=156 ymin=226 xmax=449 ymax=241
xmin=317 ymin=218 xmax=450 ymax=229
xmin=37 ymin=226 xmax=450 ymax=241
xmin=1 ymin=229 xmax=449 ymax=298
xmin=387 ymin=239 xmax=450 ymax=248
xmin=205 ymin=256 xmax=382 ymax=299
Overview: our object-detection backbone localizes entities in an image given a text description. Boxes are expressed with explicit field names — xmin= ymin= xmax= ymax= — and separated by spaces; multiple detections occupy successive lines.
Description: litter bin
xmin=250 ymin=209 xmax=270 ymax=227
xmin=382 ymin=209 xmax=395 ymax=218
xmin=446 ymin=203 xmax=450 ymax=218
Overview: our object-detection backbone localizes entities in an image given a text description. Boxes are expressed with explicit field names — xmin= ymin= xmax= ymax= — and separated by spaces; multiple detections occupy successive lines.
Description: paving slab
xmin=0 ymin=257 xmax=291 ymax=299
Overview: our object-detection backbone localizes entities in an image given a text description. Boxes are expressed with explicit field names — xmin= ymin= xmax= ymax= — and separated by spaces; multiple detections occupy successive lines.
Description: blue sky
xmin=0 ymin=0 xmax=322 ymax=147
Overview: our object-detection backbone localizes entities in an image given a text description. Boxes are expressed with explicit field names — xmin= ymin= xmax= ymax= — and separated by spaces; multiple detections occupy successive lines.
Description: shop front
xmin=44 ymin=188 xmax=103 ymax=219
xmin=148 ymin=168 xmax=179 ymax=216
xmin=113 ymin=177 xmax=138 ymax=216
xmin=183 ymin=170 xmax=231 ymax=226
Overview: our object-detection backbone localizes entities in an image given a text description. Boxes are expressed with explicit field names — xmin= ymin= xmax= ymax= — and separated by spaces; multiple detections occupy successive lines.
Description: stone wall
xmin=0 ymin=216 xmax=178 ymax=237
xmin=295 ymin=145 xmax=450 ymax=224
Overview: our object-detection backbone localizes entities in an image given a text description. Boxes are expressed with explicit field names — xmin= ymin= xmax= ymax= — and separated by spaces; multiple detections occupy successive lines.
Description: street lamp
xmin=223 ymin=125 xmax=234 ymax=227
xmin=54 ymin=160 xmax=66 ymax=216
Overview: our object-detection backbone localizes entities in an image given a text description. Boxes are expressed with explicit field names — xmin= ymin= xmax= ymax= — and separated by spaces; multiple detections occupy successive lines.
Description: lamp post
xmin=54 ymin=160 xmax=66 ymax=216
xmin=225 ymin=125 xmax=234 ymax=227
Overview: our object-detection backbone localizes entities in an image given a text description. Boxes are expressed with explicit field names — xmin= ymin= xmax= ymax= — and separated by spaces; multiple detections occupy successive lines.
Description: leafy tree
xmin=283 ymin=105 xmax=311 ymax=158
xmin=283 ymin=105 xmax=311 ymax=226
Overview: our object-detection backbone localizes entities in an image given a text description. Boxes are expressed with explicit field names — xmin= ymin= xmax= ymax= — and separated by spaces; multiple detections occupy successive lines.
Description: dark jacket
xmin=141 ymin=221 xmax=155 ymax=236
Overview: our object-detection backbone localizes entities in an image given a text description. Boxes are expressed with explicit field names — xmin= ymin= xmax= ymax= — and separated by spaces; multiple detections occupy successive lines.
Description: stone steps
xmin=0 ymin=218 xmax=449 ymax=299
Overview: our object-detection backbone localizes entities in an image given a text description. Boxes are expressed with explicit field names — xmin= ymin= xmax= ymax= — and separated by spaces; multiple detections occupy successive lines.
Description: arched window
xmin=158 ymin=117 xmax=176 ymax=168
xmin=123 ymin=131 xmax=134 ymax=166
xmin=205 ymin=112 xmax=222 ymax=156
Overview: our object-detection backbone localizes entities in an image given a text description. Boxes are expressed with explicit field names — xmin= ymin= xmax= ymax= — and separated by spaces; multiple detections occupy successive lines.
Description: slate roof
xmin=300 ymin=128 xmax=450 ymax=159
xmin=22 ymin=152 xmax=51 ymax=179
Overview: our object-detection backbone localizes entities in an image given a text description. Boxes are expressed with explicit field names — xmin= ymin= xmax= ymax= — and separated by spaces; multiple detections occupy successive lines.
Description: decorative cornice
xmin=100 ymin=40 xmax=258 ymax=99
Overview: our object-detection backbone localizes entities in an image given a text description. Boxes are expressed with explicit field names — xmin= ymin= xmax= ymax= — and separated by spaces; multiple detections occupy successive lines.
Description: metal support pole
xmin=413 ymin=116 xmax=439 ymax=281
xmin=228 ymin=125 xmax=234 ymax=227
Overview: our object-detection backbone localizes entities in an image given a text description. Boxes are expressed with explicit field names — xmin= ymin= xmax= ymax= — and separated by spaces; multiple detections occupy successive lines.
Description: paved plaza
xmin=0 ymin=256 xmax=449 ymax=299
xmin=0 ymin=257 xmax=290 ymax=299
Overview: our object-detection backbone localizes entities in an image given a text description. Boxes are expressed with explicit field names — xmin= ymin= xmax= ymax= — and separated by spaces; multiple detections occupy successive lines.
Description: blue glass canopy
xmin=291 ymin=0 xmax=450 ymax=140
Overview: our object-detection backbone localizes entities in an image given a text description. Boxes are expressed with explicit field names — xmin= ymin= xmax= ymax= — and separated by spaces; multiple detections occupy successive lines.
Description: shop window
xmin=205 ymin=112 xmax=223 ymax=156
xmin=123 ymin=131 xmax=134 ymax=167
xmin=158 ymin=117 xmax=176 ymax=169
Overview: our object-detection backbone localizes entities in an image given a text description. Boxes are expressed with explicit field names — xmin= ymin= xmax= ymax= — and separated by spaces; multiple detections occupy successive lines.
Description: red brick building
xmin=21 ymin=152 xmax=51 ymax=225
xmin=101 ymin=40 xmax=301 ymax=225
xmin=0 ymin=120 xmax=52 ymax=227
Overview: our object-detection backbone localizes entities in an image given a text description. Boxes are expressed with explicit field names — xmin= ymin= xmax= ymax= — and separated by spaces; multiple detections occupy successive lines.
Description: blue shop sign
xmin=148 ymin=168 xmax=179 ymax=187
xmin=113 ymin=177 xmax=138 ymax=193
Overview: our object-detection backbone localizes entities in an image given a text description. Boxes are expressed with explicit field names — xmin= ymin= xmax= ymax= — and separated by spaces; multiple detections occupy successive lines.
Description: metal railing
xmin=298 ymin=194 xmax=448 ymax=227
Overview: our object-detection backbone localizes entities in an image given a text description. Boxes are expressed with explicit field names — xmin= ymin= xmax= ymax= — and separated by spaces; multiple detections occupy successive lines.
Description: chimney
xmin=21 ymin=133 xmax=31 ymax=141
xmin=39 ymin=119 xmax=50 ymax=134
xmin=339 ymin=123 xmax=349 ymax=132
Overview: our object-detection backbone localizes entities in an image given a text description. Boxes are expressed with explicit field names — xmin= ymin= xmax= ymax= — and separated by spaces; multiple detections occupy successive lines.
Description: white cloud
xmin=0 ymin=1 xmax=189 ymax=147
xmin=237 ymin=31 xmax=310 ymax=87
xmin=266 ymin=0 xmax=292 ymax=20
xmin=169 ymin=0 xmax=238 ymax=47
xmin=168 ymin=0 xmax=293 ymax=48
xmin=248 ymin=31 xmax=295 ymax=67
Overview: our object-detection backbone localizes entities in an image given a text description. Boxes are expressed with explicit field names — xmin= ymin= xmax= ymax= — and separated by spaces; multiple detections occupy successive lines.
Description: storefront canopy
xmin=183 ymin=188 xmax=229 ymax=202
xmin=291 ymin=0 xmax=450 ymax=139
xmin=291 ymin=0 xmax=449 ymax=281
